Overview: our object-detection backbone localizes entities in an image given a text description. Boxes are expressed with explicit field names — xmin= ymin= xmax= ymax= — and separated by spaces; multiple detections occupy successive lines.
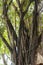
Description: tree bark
xmin=1 ymin=0 xmax=42 ymax=65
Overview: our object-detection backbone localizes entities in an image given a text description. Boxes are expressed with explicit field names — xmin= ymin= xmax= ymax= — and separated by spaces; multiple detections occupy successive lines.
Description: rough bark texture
xmin=0 ymin=0 xmax=42 ymax=65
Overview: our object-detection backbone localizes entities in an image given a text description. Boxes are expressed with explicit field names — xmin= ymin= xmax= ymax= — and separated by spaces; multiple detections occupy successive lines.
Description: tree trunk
xmin=30 ymin=0 xmax=39 ymax=65
xmin=1 ymin=0 xmax=42 ymax=65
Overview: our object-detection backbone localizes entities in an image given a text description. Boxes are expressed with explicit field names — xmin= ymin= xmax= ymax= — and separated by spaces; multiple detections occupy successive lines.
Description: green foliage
xmin=0 ymin=38 xmax=9 ymax=54
xmin=0 ymin=0 xmax=43 ymax=61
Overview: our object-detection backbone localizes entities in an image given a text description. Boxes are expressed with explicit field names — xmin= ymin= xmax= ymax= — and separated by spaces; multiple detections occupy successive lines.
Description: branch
xmin=16 ymin=0 xmax=21 ymax=8
xmin=0 ymin=33 xmax=13 ymax=53
xmin=38 ymin=4 xmax=43 ymax=13
xmin=3 ymin=0 xmax=13 ymax=15
xmin=7 ymin=0 xmax=13 ymax=11
xmin=31 ymin=33 xmax=42 ymax=52
xmin=6 ymin=16 xmax=18 ymax=42
xmin=33 ymin=32 xmax=42 ymax=51
xmin=12 ymin=2 xmax=20 ymax=16
xmin=30 ymin=0 xmax=41 ymax=52
xmin=21 ymin=0 xmax=25 ymax=6
xmin=8 ymin=0 xmax=12 ymax=6
xmin=23 ymin=0 xmax=34 ymax=16
xmin=3 ymin=0 xmax=18 ymax=42
xmin=38 ymin=33 xmax=42 ymax=44
xmin=16 ymin=0 xmax=22 ymax=12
